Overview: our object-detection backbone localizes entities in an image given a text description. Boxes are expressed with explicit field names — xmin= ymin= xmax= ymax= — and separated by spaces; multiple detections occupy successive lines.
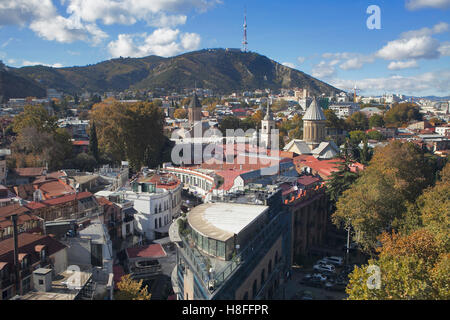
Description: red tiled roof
xmin=72 ymin=140 xmax=89 ymax=146
xmin=13 ymin=167 xmax=46 ymax=177
xmin=25 ymin=192 xmax=94 ymax=209
xmin=126 ymin=244 xmax=166 ymax=259
xmin=215 ymin=169 xmax=249 ymax=191
xmin=0 ymin=233 xmax=66 ymax=265
xmin=297 ymin=175 xmax=321 ymax=186
xmin=35 ymin=180 xmax=75 ymax=199
xmin=42 ymin=191 xmax=93 ymax=205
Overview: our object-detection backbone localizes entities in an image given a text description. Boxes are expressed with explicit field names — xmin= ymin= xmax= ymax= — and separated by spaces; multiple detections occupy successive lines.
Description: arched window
xmin=155 ymin=220 xmax=158 ymax=229
xmin=252 ymin=279 xmax=258 ymax=299
xmin=268 ymin=260 xmax=272 ymax=275
xmin=275 ymin=251 xmax=279 ymax=264
xmin=243 ymin=292 xmax=248 ymax=300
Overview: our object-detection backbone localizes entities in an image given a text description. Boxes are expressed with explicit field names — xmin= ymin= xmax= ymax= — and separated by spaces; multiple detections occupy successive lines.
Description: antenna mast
xmin=242 ymin=7 xmax=248 ymax=52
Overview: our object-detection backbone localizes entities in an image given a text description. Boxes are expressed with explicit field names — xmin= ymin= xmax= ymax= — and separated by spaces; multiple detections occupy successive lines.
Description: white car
xmin=322 ymin=256 xmax=344 ymax=267
xmin=312 ymin=273 xmax=327 ymax=281
xmin=313 ymin=263 xmax=336 ymax=273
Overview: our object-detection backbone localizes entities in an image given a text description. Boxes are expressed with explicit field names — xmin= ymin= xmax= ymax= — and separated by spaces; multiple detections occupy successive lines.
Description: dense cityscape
xmin=0 ymin=0 xmax=448 ymax=306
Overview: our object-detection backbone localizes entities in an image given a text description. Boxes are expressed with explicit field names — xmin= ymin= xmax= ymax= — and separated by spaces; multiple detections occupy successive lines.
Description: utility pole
xmin=346 ymin=225 xmax=350 ymax=266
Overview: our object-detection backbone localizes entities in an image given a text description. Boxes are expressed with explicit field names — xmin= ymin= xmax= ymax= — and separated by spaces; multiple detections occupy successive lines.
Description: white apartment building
xmin=329 ymin=103 xmax=360 ymax=119
xmin=124 ymin=172 xmax=182 ymax=240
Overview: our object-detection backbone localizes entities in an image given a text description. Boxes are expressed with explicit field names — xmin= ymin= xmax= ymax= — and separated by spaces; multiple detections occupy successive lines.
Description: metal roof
xmin=303 ymin=99 xmax=326 ymax=121
xmin=187 ymin=203 xmax=268 ymax=242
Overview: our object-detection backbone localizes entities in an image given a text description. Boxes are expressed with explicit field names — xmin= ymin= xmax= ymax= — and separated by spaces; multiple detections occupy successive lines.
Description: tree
xmin=324 ymin=109 xmax=344 ymax=130
xmin=326 ymin=142 xmax=360 ymax=205
xmin=90 ymin=101 xmax=166 ymax=170
xmin=10 ymin=105 xmax=72 ymax=170
xmin=369 ymin=114 xmax=384 ymax=129
xmin=360 ymin=137 xmax=373 ymax=165
xmin=218 ymin=116 xmax=242 ymax=134
xmin=345 ymin=112 xmax=369 ymax=131
xmin=174 ymin=108 xmax=187 ymax=119
xmin=333 ymin=140 xmax=436 ymax=253
xmin=348 ymin=130 xmax=366 ymax=145
xmin=115 ymin=275 xmax=151 ymax=300
xmin=384 ymin=103 xmax=422 ymax=127
xmin=346 ymin=229 xmax=449 ymax=300
xmin=12 ymin=105 xmax=58 ymax=134
xmin=89 ymin=121 xmax=99 ymax=162
xmin=367 ymin=130 xmax=383 ymax=141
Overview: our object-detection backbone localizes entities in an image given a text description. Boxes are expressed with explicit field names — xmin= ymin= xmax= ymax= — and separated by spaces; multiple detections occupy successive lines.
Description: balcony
xmin=178 ymin=210 xmax=287 ymax=296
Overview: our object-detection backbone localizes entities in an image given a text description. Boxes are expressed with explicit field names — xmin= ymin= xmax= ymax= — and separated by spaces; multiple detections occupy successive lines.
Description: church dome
xmin=303 ymin=98 xmax=326 ymax=121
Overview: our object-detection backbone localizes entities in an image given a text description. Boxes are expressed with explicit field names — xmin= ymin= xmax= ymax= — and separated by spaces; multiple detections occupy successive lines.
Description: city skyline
xmin=0 ymin=0 xmax=449 ymax=96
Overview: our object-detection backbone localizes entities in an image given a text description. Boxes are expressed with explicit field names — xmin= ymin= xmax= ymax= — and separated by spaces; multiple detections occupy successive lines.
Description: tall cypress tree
xmin=89 ymin=121 xmax=99 ymax=162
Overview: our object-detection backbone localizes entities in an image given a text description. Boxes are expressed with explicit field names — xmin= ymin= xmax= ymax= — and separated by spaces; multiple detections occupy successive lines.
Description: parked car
xmin=312 ymin=273 xmax=327 ymax=282
xmin=322 ymin=256 xmax=344 ymax=267
xmin=313 ymin=263 xmax=336 ymax=273
xmin=301 ymin=290 xmax=314 ymax=300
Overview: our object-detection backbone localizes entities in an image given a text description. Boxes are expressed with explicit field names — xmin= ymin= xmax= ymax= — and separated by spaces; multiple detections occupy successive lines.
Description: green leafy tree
xmin=326 ymin=142 xmax=360 ymax=205
xmin=369 ymin=114 xmax=384 ymax=128
xmin=346 ymin=112 xmax=369 ymax=131
xmin=384 ymin=103 xmax=422 ymax=127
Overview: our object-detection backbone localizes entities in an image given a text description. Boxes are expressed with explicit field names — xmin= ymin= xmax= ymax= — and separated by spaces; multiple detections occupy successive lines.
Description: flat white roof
xmin=188 ymin=203 xmax=268 ymax=241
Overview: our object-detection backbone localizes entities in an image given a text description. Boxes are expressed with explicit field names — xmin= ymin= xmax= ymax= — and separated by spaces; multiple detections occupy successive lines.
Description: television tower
xmin=242 ymin=8 xmax=248 ymax=52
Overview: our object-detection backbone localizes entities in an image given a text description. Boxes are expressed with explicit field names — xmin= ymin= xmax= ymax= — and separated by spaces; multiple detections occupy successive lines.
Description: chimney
xmin=11 ymin=214 xmax=20 ymax=294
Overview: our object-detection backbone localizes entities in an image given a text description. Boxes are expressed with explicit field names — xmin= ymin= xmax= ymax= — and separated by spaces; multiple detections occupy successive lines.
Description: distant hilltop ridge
xmin=1 ymin=49 xmax=342 ymax=100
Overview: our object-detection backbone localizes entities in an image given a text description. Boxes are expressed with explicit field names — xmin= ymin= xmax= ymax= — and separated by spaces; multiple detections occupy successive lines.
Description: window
xmin=261 ymin=269 xmax=265 ymax=286
xmin=268 ymin=260 xmax=272 ymax=275
xmin=159 ymin=217 xmax=161 ymax=228
xmin=155 ymin=220 xmax=158 ymax=229
xmin=243 ymin=292 xmax=248 ymax=300
xmin=38 ymin=279 xmax=44 ymax=285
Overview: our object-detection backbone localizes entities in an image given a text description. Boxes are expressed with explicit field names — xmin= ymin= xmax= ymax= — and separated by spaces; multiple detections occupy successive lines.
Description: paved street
xmin=276 ymin=267 xmax=348 ymax=300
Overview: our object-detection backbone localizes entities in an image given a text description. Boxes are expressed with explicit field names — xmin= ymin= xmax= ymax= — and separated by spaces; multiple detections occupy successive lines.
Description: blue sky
xmin=0 ymin=0 xmax=449 ymax=96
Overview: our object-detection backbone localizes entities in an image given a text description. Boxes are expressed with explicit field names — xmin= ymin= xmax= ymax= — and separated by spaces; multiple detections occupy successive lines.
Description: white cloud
xmin=376 ymin=36 xmax=441 ymax=60
xmin=1 ymin=38 xmax=14 ymax=48
xmin=180 ymin=33 xmax=201 ymax=51
xmin=282 ymin=62 xmax=296 ymax=69
xmin=330 ymin=69 xmax=450 ymax=95
xmin=66 ymin=0 xmax=219 ymax=27
xmin=108 ymin=28 xmax=202 ymax=58
xmin=297 ymin=57 xmax=306 ymax=64
xmin=22 ymin=60 xmax=64 ymax=68
xmin=0 ymin=0 xmax=219 ymax=45
xmin=405 ymin=0 xmax=450 ymax=10
xmin=319 ymin=52 xmax=375 ymax=71
xmin=439 ymin=42 xmax=450 ymax=55
xmin=387 ymin=60 xmax=419 ymax=70
xmin=312 ymin=60 xmax=338 ymax=79
xmin=400 ymin=22 xmax=448 ymax=38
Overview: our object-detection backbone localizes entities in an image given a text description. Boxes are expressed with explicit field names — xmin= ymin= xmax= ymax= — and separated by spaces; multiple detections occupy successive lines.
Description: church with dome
xmin=281 ymin=98 xmax=340 ymax=159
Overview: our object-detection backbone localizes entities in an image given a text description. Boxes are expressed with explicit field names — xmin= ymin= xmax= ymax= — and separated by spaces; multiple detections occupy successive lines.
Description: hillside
xmin=6 ymin=49 xmax=341 ymax=97
xmin=0 ymin=66 xmax=46 ymax=102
